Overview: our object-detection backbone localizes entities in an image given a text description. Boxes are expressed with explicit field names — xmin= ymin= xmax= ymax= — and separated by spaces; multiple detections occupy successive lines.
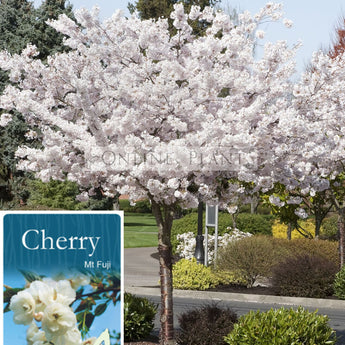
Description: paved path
xmin=124 ymin=247 xmax=160 ymax=288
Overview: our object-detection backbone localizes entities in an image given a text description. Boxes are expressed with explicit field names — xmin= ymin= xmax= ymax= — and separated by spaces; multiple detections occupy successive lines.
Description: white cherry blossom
xmin=26 ymin=322 xmax=46 ymax=345
xmin=0 ymin=3 xmax=299 ymax=341
xmin=26 ymin=281 xmax=54 ymax=313
xmin=10 ymin=290 xmax=35 ymax=325
xmin=41 ymin=302 xmax=76 ymax=340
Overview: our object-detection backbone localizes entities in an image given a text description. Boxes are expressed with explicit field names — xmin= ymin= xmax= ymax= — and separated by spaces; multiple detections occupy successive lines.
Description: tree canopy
xmin=0 ymin=4 xmax=299 ymax=343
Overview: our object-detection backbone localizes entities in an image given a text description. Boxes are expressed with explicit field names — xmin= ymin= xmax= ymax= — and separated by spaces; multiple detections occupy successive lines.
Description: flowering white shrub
xmin=9 ymin=274 xmax=96 ymax=345
xmin=176 ymin=228 xmax=252 ymax=265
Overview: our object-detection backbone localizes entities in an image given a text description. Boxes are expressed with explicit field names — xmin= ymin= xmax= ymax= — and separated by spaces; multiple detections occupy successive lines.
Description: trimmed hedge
xmin=119 ymin=199 xmax=152 ymax=213
xmin=320 ymin=215 xmax=338 ymax=241
xmin=171 ymin=212 xmax=273 ymax=253
xmin=173 ymin=258 xmax=246 ymax=290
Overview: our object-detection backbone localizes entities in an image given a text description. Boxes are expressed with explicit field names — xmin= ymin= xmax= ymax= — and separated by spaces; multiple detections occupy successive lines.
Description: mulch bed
xmin=208 ymin=283 xmax=276 ymax=295
xmin=124 ymin=334 xmax=160 ymax=345
xmin=208 ymin=283 xmax=339 ymax=299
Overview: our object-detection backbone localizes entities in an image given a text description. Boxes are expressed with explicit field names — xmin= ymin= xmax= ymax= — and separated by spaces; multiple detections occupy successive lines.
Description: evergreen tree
xmin=129 ymin=0 xmax=219 ymax=19
xmin=0 ymin=0 xmax=75 ymax=207
xmin=128 ymin=0 xmax=220 ymax=36
xmin=34 ymin=0 xmax=75 ymax=59
xmin=0 ymin=0 xmax=36 ymax=55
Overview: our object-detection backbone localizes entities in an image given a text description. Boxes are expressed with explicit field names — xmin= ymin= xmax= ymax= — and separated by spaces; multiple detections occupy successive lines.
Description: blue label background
xmin=4 ymin=213 xmax=121 ymax=277
xmin=3 ymin=212 xmax=122 ymax=344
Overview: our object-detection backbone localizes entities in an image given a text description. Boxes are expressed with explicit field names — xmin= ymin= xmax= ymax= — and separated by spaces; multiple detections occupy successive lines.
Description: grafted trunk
xmin=151 ymin=200 xmax=175 ymax=345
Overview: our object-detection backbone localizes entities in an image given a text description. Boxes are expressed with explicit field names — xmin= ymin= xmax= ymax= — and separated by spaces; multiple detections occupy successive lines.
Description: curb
xmin=125 ymin=286 xmax=345 ymax=310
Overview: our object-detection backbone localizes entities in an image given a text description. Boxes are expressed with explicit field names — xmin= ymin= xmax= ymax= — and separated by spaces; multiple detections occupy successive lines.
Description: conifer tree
xmin=0 ymin=0 xmax=75 ymax=207
xmin=129 ymin=0 xmax=220 ymax=19
xmin=128 ymin=0 xmax=220 ymax=35
xmin=34 ymin=0 xmax=75 ymax=59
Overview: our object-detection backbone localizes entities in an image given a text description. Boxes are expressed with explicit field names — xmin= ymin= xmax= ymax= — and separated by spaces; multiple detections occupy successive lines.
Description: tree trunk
xmin=112 ymin=193 xmax=120 ymax=210
xmin=151 ymin=200 xmax=175 ymax=345
xmin=250 ymin=196 xmax=258 ymax=214
xmin=232 ymin=213 xmax=237 ymax=229
xmin=287 ymin=222 xmax=292 ymax=240
xmin=314 ymin=214 xmax=322 ymax=239
xmin=337 ymin=209 xmax=345 ymax=268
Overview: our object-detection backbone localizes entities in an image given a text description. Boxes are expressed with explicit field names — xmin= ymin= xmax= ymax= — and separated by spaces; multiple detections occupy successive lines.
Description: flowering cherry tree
xmin=0 ymin=3 xmax=298 ymax=343
xmin=268 ymin=47 xmax=345 ymax=265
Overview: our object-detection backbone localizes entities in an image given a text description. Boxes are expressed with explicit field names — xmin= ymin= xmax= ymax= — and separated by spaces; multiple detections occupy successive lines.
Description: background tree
xmin=0 ymin=0 xmax=75 ymax=208
xmin=329 ymin=17 xmax=345 ymax=59
xmin=263 ymin=184 xmax=332 ymax=240
xmin=129 ymin=0 xmax=220 ymax=19
xmin=0 ymin=4 xmax=298 ymax=343
xmin=272 ymin=43 xmax=345 ymax=266
xmin=0 ymin=0 xmax=36 ymax=60
xmin=128 ymin=0 xmax=221 ymax=36
xmin=33 ymin=0 xmax=75 ymax=59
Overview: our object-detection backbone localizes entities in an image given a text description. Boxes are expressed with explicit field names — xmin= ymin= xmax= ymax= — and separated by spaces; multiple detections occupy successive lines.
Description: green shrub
xmin=225 ymin=307 xmax=337 ymax=345
xmin=171 ymin=212 xmax=273 ymax=253
xmin=284 ymin=238 xmax=340 ymax=267
xmin=27 ymin=179 xmax=116 ymax=210
xmin=173 ymin=258 xmax=220 ymax=290
xmin=27 ymin=179 xmax=83 ymax=210
xmin=119 ymin=199 xmax=152 ymax=213
xmin=177 ymin=304 xmax=238 ymax=345
xmin=235 ymin=213 xmax=273 ymax=235
xmin=124 ymin=292 xmax=157 ymax=342
xmin=272 ymin=254 xmax=338 ymax=298
xmin=212 ymin=270 xmax=247 ymax=287
xmin=320 ymin=215 xmax=338 ymax=241
xmin=216 ymin=235 xmax=286 ymax=287
xmin=334 ymin=265 xmax=345 ymax=299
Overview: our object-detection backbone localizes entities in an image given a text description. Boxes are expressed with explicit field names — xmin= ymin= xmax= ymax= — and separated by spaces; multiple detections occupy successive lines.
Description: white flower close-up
xmin=26 ymin=280 xmax=54 ymax=313
xmin=26 ymin=322 xmax=46 ymax=345
xmin=10 ymin=290 xmax=35 ymax=325
xmin=41 ymin=302 xmax=76 ymax=340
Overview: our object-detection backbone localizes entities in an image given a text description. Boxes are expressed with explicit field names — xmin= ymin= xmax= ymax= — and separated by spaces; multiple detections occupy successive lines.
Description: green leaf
xmin=19 ymin=270 xmax=42 ymax=283
xmin=3 ymin=303 xmax=10 ymax=313
xmin=75 ymin=300 xmax=89 ymax=313
xmin=94 ymin=303 xmax=107 ymax=316
xmin=3 ymin=287 xmax=23 ymax=303
xmin=85 ymin=313 xmax=95 ymax=329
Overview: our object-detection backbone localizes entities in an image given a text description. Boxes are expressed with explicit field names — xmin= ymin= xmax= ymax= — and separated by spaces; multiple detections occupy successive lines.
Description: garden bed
xmin=208 ymin=282 xmax=340 ymax=300
xmin=124 ymin=334 xmax=159 ymax=345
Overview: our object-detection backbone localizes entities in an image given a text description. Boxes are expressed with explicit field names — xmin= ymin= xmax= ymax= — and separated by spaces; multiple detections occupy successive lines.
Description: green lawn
xmin=124 ymin=213 xmax=158 ymax=248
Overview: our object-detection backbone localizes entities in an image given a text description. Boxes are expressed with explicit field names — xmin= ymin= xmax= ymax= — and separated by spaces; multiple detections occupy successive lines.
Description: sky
xmin=33 ymin=0 xmax=345 ymax=77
